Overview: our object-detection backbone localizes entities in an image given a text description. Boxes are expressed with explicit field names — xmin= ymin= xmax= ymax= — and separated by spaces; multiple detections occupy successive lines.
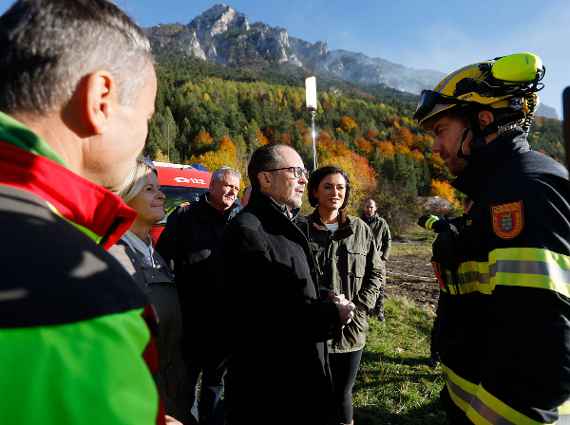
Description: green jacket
xmin=361 ymin=214 xmax=392 ymax=261
xmin=297 ymin=210 xmax=384 ymax=353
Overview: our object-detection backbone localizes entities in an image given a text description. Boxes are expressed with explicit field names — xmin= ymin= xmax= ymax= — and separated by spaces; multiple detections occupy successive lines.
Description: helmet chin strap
xmin=456 ymin=127 xmax=471 ymax=159
xmin=457 ymin=113 xmax=495 ymax=160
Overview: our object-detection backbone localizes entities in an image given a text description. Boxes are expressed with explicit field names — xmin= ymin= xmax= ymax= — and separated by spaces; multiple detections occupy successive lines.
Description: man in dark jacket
xmin=361 ymin=197 xmax=391 ymax=321
xmin=156 ymin=166 xmax=241 ymax=425
xmin=0 ymin=1 xmax=166 ymax=424
xmin=218 ymin=144 xmax=355 ymax=425
xmin=414 ymin=53 xmax=570 ymax=424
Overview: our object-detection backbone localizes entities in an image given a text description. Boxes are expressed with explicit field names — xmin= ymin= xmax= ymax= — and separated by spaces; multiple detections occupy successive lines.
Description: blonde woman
xmin=109 ymin=159 xmax=189 ymax=424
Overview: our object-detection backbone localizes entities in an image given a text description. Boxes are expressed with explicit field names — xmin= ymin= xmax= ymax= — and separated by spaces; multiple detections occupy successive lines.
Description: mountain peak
xmin=199 ymin=4 xmax=235 ymax=20
xmin=190 ymin=4 xmax=249 ymax=38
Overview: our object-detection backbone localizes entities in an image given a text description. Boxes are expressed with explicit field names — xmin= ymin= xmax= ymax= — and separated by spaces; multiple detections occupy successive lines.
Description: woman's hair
xmin=116 ymin=158 xmax=157 ymax=203
xmin=307 ymin=165 xmax=351 ymax=209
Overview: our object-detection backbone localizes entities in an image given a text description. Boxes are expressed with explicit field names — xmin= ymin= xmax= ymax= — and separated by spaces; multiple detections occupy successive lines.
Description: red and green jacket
xmin=0 ymin=111 xmax=165 ymax=424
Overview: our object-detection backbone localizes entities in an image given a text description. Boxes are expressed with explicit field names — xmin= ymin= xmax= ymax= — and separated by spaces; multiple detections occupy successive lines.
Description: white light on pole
xmin=305 ymin=76 xmax=318 ymax=170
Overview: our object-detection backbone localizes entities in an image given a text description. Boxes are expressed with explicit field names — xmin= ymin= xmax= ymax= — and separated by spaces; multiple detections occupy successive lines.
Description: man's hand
xmin=332 ymin=293 xmax=355 ymax=325
xmin=165 ymin=415 xmax=183 ymax=425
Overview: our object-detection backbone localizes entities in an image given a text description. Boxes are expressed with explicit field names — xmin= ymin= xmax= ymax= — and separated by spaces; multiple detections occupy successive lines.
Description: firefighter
xmin=414 ymin=52 xmax=570 ymax=424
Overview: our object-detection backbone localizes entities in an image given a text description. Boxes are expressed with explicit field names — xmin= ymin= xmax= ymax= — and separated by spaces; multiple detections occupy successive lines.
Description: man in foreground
xmin=414 ymin=52 xmax=570 ymax=424
xmin=0 ymin=1 xmax=167 ymax=423
xmin=218 ymin=144 xmax=355 ymax=425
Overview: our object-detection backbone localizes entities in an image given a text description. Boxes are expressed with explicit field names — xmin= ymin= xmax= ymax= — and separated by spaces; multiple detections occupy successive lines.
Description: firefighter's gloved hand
xmin=418 ymin=214 xmax=459 ymax=235
xmin=418 ymin=214 xmax=435 ymax=229
xmin=418 ymin=214 xmax=441 ymax=231
xmin=432 ymin=219 xmax=457 ymax=235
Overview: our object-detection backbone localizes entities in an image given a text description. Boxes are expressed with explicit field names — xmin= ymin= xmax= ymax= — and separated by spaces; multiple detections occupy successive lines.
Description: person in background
xmin=0 ymin=0 xmax=166 ymax=423
xmin=156 ymin=166 xmax=242 ymax=425
xmin=109 ymin=159 xmax=188 ymax=424
xmin=218 ymin=145 xmax=355 ymax=425
xmin=414 ymin=52 xmax=570 ymax=424
xmin=360 ymin=197 xmax=391 ymax=321
xmin=297 ymin=166 xmax=383 ymax=425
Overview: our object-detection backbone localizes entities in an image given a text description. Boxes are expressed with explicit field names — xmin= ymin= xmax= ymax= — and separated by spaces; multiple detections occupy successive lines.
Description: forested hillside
xmin=146 ymin=57 xmax=565 ymax=230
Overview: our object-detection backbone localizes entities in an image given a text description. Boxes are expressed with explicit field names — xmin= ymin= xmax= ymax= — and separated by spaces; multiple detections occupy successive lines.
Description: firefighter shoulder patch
xmin=491 ymin=201 xmax=524 ymax=240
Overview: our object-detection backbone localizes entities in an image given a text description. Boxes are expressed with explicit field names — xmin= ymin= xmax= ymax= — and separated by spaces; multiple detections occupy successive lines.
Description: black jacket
xmin=156 ymin=193 xmax=239 ymax=343
xmin=434 ymin=131 xmax=570 ymax=424
xmin=218 ymin=191 xmax=341 ymax=425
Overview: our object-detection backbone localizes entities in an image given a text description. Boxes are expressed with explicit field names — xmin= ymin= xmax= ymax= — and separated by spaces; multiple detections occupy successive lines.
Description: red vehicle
xmin=150 ymin=161 xmax=211 ymax=243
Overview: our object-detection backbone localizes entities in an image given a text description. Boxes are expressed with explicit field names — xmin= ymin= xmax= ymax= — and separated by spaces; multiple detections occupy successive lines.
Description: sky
xmin=1 ymin=0 xmax=568 ymax=116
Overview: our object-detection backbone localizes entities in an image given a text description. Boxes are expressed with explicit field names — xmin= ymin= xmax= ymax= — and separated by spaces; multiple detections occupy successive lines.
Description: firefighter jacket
xmin=433 ymin=130 xmax=570 ymax=424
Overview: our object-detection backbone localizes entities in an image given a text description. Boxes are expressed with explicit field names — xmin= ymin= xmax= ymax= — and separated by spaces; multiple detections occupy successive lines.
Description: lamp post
xmin=305 ymin=76 xmax=318 ymax=171
xmin=562 ymin=87 xmax=570 ymax=169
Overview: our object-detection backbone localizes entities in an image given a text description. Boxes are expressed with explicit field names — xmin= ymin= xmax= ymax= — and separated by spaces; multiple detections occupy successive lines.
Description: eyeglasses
xmin=264 ymin=166 xmax=309 ymax=179
xmin=413 ymin=90 xmax=458 ymax=123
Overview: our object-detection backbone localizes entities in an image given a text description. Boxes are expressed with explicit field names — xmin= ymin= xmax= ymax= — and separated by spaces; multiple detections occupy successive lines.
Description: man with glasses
xmin=157 ymin=166 xmax=242 ymax=425
xmin=218 ymin=144 xmax=355 ymax=425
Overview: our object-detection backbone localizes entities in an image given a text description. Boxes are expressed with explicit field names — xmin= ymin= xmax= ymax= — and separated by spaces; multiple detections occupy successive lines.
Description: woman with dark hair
xmin=297 ymin=165 xmax=384 ymax=425
xmin=109 ymin=159 xmax=188 ymax=425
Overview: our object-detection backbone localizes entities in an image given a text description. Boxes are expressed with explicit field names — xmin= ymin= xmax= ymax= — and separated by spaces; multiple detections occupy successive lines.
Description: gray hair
xmin=116 ymin=159 xmax=156 ymax=204
xmin=210 ymin=166 xmax=241 ymax=188
xmin=0 ymin=0 xmax=153 ymax=114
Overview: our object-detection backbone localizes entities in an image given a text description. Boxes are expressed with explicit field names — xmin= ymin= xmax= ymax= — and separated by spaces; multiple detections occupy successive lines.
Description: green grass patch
xmin=389 ymin=241 xmax=433 ymax=258
xmin=354 ymin=296 xmax=446 ymax=425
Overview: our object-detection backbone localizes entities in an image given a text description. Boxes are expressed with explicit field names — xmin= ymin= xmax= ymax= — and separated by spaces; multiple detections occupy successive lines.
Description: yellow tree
xmin=189 ymin=136 xmax=239 ymax=172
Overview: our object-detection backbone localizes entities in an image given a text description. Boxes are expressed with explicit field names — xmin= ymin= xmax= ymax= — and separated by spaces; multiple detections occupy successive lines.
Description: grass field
xmin=352 ymin=233 xmax=447 ymax=425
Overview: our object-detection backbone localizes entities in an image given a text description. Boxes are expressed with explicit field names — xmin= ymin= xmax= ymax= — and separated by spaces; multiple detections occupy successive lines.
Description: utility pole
xmin=305 ymin=76 xmax=318 ymax=171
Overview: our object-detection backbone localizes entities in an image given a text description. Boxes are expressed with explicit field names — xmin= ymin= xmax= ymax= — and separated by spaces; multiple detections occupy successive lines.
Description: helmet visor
xmin=413 ymin=90 xmax=458 ymax=124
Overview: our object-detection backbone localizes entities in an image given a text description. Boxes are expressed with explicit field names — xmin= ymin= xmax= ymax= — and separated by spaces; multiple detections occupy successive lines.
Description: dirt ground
xmin=384 ymin=241 xmax=440 ymax=311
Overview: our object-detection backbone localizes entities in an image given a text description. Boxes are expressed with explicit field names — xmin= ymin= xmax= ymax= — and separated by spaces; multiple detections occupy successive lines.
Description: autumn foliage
xmin=431 ymin=179 xmax=459 ymax=208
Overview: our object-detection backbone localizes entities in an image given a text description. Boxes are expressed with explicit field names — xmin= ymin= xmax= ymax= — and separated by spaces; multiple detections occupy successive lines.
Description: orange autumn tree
xmin=431 ymin=179 xmax=459 ymax=208
xmin=189 ymin=136 xmax=239 ymax=172
xmin=317 ymin=139 xmax=376 ymax=214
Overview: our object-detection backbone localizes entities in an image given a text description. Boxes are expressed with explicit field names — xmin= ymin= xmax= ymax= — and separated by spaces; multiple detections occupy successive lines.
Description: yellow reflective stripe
xmin=467 ymin=385 xmax=548 ymax=425
xmin=490 ymin=248 xmax=570 ymax=298
xmin=559 ymin=400 xmax=570 ymax=416
xmin=442 ymin=364 xmax=478 ymax=413
xmin=426 ymin=215 xmax=439 ymax=230
xmin=456 ymin=261 xmax=493 ymax=295
xmin=443 ymin=365 xmax=556 ymax=424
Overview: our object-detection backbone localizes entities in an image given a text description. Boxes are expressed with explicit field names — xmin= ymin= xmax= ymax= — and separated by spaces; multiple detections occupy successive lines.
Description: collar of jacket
xmin=360 ymin=213 xmax=378 ymax=226
xmin=309 ymin=208 xmax=354 ymax=239
xmin=452 ymin=130 xmax=530 ymax=198
xmin=197 ymin=192 xmax=241 ymax=222
xmin=0 ymin=114 xmax=136 ymax=250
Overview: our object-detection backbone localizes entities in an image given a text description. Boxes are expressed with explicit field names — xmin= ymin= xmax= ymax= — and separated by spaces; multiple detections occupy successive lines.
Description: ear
xmin=257 ymin=171 xmax=272 ymax=191
xmin=83 ymin=71 xmax=117 ymax=135
xmin=478 ymin=110 xmax=495 ymax=129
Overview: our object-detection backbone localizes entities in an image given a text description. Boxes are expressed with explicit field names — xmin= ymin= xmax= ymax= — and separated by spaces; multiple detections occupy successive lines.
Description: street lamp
xmin=305 ymin=76 xmax=318 ymax=171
